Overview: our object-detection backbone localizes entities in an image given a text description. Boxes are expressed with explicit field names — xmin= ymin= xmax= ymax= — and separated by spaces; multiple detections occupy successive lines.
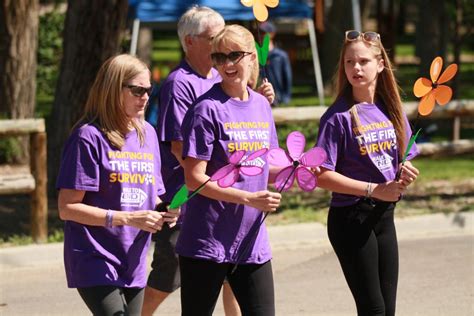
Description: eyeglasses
xmin=123 ymin=85 xmax=153 ymax=97
xmin=194 ymin=34 xmax=215 ymax=42
xmin=211 ymin=51 xmax=252 ymax=66
xmin=345 ymin=30 xmax=380 ymax=43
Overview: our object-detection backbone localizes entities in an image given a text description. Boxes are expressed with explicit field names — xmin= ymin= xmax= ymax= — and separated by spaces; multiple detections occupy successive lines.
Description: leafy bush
xmin=0 ymin=138 xmax=22 ymax=163
xmin=36 ymin=9 xmax=65 ymax=115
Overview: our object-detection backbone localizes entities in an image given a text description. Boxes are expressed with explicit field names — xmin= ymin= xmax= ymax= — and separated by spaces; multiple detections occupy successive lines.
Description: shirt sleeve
xmin=147 ymin=123 xmax=166 ymax=196
xmin=158 ymin=80 xmax=193 ymax=142
xmin=316 ymin=116 xmax=344 ymax=171
xmin=181 ymin=104 xmax=216 ymax=161
xmin=56 ymin=130 xmax=100 ymax=191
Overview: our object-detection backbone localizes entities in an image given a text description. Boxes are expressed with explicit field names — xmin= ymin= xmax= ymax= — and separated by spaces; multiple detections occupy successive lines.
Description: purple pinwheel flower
xmin=210 ymin=148 xmax=268 ymax=188
xmin=268 ymin=131 xmax=326 ymax=192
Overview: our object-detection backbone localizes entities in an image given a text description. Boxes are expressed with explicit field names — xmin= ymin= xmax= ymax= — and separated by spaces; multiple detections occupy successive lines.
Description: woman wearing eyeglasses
xmin=177 ymin=24 xmax=281 ymax=316
xmin=315 ymin=31 xmax=420 ymax=316
xmin=56 ymin=54 xmax=178 ymax=315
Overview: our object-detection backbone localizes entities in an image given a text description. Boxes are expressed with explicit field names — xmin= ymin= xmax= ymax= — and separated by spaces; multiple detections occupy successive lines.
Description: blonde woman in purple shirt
xmin=56 ymin=54 xmax=178 ymax=315
xmin=316 ymin=31 xmax=420 ymax=316
xmin=178 ymin=25 xmax=281 ymax=316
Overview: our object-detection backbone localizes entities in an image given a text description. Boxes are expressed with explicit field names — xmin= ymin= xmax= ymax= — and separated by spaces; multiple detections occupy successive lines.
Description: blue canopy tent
xmin=128 ymin=0 xmax=324 ymax=104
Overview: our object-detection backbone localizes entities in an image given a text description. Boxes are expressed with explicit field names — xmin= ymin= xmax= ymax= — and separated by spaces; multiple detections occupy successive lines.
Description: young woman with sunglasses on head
xmin=177 ymin=24 xmax=281 ymax=316
xmin=315 ymin=31 xmax=420 ymax=316
xmin=56 ymin=54 xmax=178 ymax=315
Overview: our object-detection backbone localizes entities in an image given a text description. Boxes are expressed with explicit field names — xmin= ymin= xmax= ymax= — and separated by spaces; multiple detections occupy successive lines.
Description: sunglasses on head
xmin=123 ymin=84 xmax=153 ymax=97
xmin=211 ymin=51 xmax=252 ymax=66
xmin=345 ymin=30 xmax=380 ymax=43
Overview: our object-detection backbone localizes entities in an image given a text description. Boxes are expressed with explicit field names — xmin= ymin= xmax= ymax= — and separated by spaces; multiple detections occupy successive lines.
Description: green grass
xmin=414 ymin=154 xmax=474 ymax=182
xmin=151 ymin=50 xmax=181 ymax=63
xmin=0 ymin=229 xmax=64 ymax=247
xmin=396 ymin=44 xmax=415 ymax=57
xmin=267 ymin=154 xmax=474 ymax=225
xmin=153 ymin=38 xmax=181 ymax=50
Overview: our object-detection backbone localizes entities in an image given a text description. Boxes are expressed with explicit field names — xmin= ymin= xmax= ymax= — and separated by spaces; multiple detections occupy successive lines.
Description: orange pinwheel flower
xmin=241 ymin=0 xmax=279 ymax=22
xmin=413 ymin=56 xmax=458 ymax=116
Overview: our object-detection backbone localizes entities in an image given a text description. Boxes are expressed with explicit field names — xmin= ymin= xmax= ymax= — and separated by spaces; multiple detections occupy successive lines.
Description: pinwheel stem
xmin=256 ymin=24 xmax=268 ymax=80
xmin=278 ymin=165 xmax=298 ymax=193
xmin=186 ymin=178 xmax=212 ymax=201
xmin=396 ymin=113 xmax=422 ymax=181
xmin=231 ymin=166 xmax=298 ymax=273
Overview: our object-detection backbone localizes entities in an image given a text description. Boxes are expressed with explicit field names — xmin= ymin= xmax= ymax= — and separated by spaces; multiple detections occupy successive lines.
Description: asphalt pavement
xmin=0 ymin=212 xmax=473 ymax=315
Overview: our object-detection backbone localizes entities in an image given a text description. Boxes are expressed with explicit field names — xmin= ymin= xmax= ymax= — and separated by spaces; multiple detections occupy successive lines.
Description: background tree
xmin=47 ymin=0 xmax=128 ymax=193
xmin=0 ymin=0 xmax=39 ymax=162
xmin=376 ymin=0 xmax=398 ymax=61
xmin=415 ymin=0 xmax=449 ymax=73
xmin=320 ymin=0 xmax=354 ymax=86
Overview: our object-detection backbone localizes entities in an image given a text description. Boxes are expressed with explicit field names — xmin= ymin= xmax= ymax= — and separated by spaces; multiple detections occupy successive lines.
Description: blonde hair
xmin=333 ymin=36 xmax=407 ymax=159
xmin=74 ymin=54 xmax=150 ymax=149
xmin=211 ymin=24 xmax=259 ymax=89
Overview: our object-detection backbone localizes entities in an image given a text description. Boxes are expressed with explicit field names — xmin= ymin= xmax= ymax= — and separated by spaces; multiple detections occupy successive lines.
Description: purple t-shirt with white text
xmin=316 ymin=99 xmax=418 ymax=207
xmin=157 ymin=60 xmax=221 ymax=204
xmin=56 ymin=122 xmax=165 ymax=288
xmin=176 ymin=84 xmax=278 ymax=264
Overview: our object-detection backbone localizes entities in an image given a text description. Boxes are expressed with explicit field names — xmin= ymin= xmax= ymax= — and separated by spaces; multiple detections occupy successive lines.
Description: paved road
xmin=1 ymin=213 xmax=473 ymax=315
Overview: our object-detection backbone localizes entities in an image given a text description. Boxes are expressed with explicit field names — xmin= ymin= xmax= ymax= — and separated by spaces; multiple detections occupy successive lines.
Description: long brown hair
xmin=74 ymin=54 xmax=150 ymax=149
xmin=333 ymin=36 xmax=407 ymax=159
xmin=211 ymin=24 xmax=259 ymax=89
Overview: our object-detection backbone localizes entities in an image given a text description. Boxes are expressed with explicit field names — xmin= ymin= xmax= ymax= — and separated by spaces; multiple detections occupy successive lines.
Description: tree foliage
xmin=37 ymin=9 xmax=64 ymax=100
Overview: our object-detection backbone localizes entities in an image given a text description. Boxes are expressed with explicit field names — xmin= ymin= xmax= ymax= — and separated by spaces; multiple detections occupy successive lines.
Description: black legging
xmin=327 ymin=200 xmax=398 ymax=316
xmin=179 ymin=256 xmax=275 ymax=316
xmin=77 ymin=286 xmax=144 ymax=316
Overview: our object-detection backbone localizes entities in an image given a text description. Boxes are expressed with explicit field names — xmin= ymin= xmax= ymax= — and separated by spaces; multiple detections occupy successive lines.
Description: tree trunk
xmin=0 ymin=0 xmax=39 ymax=162
xmin=415 ymin=0 xmax=448 ymax=74
xmin=452 ymin=0 xmax=462 ymax=100
xmin=137 ymin=26 xmax=153 ymax=67
xmin=321 ymin=0 xmax=354 ymax=86
xmin=377 ymin=0 xmax=398 ymax=62
xmin=47 ymin=0 xmax=128 ymax=193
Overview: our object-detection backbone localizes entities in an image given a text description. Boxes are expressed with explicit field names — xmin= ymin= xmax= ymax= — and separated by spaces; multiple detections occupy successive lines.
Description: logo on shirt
xmin=372 ymin=153 xmax=393 ymax=171
xmin=241 ymin=156 xmax=265 ymax=168
xmin=224 ymin=121 xmax=271 ymax=152
xmin=120 ymin=187 xmax=147 ymax=207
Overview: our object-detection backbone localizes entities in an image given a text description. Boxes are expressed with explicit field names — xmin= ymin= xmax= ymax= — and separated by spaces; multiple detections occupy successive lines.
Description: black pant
xmin=327 ymin=200 xmax=398 ymax=316
xmin=179 ymin=256 xmax=275 ymax=316
xmin=77 ymin=286 xmax=144 ymax=316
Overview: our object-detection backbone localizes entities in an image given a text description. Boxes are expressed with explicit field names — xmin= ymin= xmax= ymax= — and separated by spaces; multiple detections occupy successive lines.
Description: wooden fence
xmin=272 ymin=100 xmax=474 ymax=156
xmin=0 ymin=119 xmax=47 ymax=243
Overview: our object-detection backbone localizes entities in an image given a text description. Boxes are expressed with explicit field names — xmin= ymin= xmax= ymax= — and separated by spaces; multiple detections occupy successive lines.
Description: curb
xmin=1 ymin=212 xmax=472 ymax=269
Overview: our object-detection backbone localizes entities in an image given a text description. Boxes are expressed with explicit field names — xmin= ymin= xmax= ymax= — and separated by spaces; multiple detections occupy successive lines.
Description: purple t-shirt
xmin=157 ymin=60 xmax=221 ymax=204
xmin=316 ymin=99 xmax=418 ymax=207
xmin=176 ymin=84 xmax=278 ymax=264
xmin=56 ymin=122 xmax=165 ymax=288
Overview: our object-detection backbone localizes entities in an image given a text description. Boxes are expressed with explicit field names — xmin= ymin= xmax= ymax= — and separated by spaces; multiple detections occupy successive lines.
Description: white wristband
xmin=365 ymin=182 xmax=373 ymax=198
xmin=105 ymin=210 xmax=114 ymax=228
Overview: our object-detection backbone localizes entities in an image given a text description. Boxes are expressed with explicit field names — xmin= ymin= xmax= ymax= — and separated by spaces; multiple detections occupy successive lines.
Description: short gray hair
xmin=177 ymin=5 xmax=225 ymax=53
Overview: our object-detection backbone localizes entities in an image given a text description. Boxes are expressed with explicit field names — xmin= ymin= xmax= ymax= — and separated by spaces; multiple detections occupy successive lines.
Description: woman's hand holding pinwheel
xmin=371 ymin=181 xmax=406 ymax=202
xmin=161 ymin=208 xmax=180 ymax=228
xmin=397 ymin=161 xmax=419 ymax=188
xmin=245 ymin=190 xmax=281 ymax=212
xmin=257 ymin=78 xmax=275 ymax=104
